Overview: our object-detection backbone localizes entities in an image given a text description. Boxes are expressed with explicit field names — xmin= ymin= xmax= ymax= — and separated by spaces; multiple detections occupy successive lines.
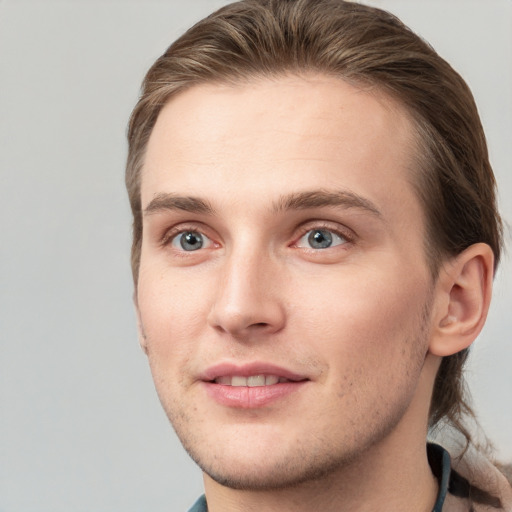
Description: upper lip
xmin=200 ymin=362 xmax=309 ymax=382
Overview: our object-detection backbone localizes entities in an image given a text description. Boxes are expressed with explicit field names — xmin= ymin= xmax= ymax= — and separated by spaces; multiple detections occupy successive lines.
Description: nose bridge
xmin=208 ymin=238 xmax=285 ymax=337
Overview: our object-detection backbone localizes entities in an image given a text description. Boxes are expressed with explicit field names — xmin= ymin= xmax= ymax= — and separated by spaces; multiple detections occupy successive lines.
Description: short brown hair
xmin=126 ymin=0 xmax=502 ymax=472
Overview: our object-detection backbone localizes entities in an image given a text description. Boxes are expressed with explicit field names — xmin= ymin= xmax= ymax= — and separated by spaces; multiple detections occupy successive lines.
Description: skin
xmin=135 ymin=75 xmax=493 ymax=512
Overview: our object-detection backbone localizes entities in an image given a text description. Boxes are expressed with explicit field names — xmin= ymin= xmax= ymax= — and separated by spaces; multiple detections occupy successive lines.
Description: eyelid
xmin=161 ymin=222 xmax=217 ymax=248
xmin=171 ymin=231 xmax=213 ymax=251
xmin=296 ymin=230 xmax=346 ymax=249
xmin=292 ymin=221 xmax=355 ymax=247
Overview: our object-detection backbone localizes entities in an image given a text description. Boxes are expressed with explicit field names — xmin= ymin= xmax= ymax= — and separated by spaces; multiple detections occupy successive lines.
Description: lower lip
xmin=202 ymin=381 xmax=307 ymax=408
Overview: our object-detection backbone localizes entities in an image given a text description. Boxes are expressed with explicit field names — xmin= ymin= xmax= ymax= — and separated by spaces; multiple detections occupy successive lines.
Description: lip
xmin=200 ymin=362 xmax=309 ymax=409
xmin=200 ymin=362 xmax=308 ymax=383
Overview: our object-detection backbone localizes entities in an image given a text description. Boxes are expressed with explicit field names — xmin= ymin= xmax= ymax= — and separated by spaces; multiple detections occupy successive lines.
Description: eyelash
xmin=292 ymin=223 xmax=354 ymax=250
xmin=161 ymin=223 xmax=214 ymax=248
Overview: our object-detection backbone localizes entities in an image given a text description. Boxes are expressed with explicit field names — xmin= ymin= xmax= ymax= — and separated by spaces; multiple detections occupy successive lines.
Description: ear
xmin=429 ymin=243 xmax=494 ymax=357
xmin=133 ymin=290 xmax=149 ymax=355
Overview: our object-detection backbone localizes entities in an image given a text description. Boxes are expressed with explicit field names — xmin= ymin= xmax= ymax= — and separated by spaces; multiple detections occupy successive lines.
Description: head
xmin=126 ymin=0 xmax=502 ymax=488
xmin=127 ymin=0 xmax=502 ymax=441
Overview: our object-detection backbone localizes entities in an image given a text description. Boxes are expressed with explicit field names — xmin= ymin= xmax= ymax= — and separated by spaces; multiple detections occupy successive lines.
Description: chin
xmin=181 ymin=429 xmax=372 ymax=492
xmin=198 ymin=455 xmax=348 ymax=491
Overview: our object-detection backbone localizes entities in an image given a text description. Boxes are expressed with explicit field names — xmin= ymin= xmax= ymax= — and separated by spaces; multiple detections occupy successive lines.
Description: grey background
xmin=0 ymin=0 xmax=510 ymax=510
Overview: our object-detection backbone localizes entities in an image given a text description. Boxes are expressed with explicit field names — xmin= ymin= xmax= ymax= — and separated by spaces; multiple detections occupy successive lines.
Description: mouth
xmin=201 ymin=362 xmax=308 ymax=385
xmin=212 ymin=375 xmax=297 ymax=386
xmin=201 ymin=363 xmax=309 ymax=408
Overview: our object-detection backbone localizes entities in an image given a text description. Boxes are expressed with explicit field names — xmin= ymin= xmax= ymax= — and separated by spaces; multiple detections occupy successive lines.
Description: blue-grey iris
xmin=180 ymin=231 xmax=203 ymax=251
xmin=308 ymin=229 xmax=333 ymax=249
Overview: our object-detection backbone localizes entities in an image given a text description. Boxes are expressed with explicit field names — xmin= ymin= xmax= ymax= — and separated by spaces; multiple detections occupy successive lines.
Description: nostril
xmin=208 ymin=300 xmax=286 ymax=337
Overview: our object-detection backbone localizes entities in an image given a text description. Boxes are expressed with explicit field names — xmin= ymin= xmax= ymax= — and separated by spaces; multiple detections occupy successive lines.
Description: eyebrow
xmin=143 ymin=193 xmax=216 ymax=216
xmin=143 ymin=189 xmax=382 ymax=218
xmin=272 ymin=189 xmax=382 ymax=217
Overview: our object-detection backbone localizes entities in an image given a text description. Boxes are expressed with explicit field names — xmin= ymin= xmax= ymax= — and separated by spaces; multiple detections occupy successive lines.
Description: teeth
xmin=247 ymin=375 xmax=265 ymax=387
xmin=265 ymin=375 xmax=279 ymax=385
xmin=231 ymin=376 xmax=248 ymax=387
xmin=214 ymin=375 xmax=285 ymax=387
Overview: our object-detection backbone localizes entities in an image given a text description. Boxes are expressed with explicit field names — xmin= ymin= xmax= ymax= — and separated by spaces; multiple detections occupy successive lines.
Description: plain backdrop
xmin=1 ymin=1 xmax=511 ymax=510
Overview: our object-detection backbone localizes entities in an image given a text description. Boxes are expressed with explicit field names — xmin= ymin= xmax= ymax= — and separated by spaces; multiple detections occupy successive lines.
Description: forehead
xmin=141 ymin=74 xmax=420 ymax=222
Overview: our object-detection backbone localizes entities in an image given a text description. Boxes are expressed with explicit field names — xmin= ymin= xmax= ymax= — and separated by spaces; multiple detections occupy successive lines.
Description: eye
xmin=296 ymin=228 xmax=347 ymax=249
xmin=170 ymin=230 xmax=213 ymax=251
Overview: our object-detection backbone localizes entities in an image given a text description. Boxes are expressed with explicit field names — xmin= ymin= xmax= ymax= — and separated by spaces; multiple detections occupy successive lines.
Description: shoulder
xmin=450 ymin=449 xmax=512 ymax=511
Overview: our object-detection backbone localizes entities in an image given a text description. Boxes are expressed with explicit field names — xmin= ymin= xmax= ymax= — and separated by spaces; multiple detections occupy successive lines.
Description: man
xmin=125 ymin=1 xmax=512 ymax=510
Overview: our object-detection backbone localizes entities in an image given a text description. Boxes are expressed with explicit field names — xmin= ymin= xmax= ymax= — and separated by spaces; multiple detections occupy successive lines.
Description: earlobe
xmin=429 ymin=243 xmax=494 ymax=357
xmin=133 ymin=291 xmax=149 ymax=355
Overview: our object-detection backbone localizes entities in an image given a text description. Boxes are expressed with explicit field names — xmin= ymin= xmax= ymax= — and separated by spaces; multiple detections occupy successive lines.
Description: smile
xmin=202 ymin=364 xmax=309 ymax=408
xmin=213 ymin=375 xmax=291 ymax=386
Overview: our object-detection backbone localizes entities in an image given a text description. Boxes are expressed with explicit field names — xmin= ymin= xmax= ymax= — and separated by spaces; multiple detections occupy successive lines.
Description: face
xmin=137 ymin=75 xmax=435 ymax=490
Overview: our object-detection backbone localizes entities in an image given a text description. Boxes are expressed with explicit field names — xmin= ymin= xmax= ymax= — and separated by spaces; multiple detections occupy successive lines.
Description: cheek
xmin=136 ymin=269 xmax=210 ymax=362
xmin=137 ymin=275 xmax=207 ymax=411
xmin=291 ymin=266 xmax=431 ymax=366
xmin=300 ymin=274 xmax=431 ymax=427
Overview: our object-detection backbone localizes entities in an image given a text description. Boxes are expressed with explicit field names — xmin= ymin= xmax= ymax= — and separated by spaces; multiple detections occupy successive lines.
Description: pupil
xmin=180 ymin=231 xmax=203 ymax=251
xmin=309 ymin=230 xmax=332 ymax=249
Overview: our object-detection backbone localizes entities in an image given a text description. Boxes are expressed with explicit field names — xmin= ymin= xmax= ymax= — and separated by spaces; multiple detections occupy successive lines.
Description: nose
xmin=207 ymin=247 xmax=286 ymax=340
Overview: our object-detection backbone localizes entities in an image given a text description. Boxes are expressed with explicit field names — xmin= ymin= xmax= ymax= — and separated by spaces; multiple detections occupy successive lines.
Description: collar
xmin=428 ymin=443 xmax=452 ymax=511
